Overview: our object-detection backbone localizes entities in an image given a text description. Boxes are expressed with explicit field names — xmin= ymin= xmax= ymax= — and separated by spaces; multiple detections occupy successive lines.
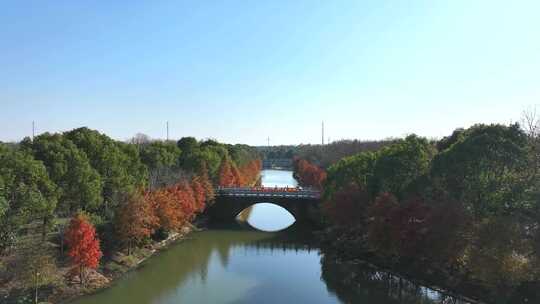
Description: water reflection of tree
xmin=76 ymin=224 xmax=469 ymax=304
xmin=320 ymin=254 xmax=470 ymax=304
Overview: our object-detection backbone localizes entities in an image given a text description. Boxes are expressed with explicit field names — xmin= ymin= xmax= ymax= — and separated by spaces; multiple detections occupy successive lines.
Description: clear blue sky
xmin=1 ymin=1 xmax=539 ymax=145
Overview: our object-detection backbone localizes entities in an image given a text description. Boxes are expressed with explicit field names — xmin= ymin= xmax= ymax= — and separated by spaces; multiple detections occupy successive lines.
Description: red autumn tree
xmin=64 ymin=213 xmax=102 ymax=285
xmin=323 ymin=184 xmax=370 ymax=226
xmin=115 ymin=191 xmax=158 ymax=255
xmin=387 ymin=196 xmax=431 ymax=258
xmin=218 ymin=156 xmax=235 ymax=187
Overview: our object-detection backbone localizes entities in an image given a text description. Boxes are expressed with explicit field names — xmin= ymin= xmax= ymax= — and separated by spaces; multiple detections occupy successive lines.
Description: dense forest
xmin=0 ymin=127 xmax=261 ymax=303
xmin=296 ymin=122 xmax=540 ymax=303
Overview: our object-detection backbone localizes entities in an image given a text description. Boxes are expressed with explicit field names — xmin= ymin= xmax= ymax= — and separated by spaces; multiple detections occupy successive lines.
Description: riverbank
xmin=318 ymin=227 xmax=540 ymax=304
xmin=59 ymin=224 xmax=195 ymax=304
xmin=0 ymin=224 xmax=195 ymax=304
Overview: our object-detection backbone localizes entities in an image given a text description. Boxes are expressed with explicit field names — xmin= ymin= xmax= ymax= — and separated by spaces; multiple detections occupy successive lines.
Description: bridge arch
xmin=236 ymin=203 xmax=296 ymax=231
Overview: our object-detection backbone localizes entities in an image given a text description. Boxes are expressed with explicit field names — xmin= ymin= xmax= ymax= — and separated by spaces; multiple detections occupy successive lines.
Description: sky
xmin=1 ymin=1 xmax=539 ymax=145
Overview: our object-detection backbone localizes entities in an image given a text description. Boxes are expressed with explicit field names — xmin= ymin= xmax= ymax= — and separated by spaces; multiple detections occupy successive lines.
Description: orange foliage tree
xmin=64 ymin=213 xmax=103 ymax=285
xmin=294 ymin=158 xmax=327 ymax=189
xmin=198 ymin=163 xmax=215 ymax=203
xmin=174 ymin=181 xmax=197 ymax=221
xmin=115 ymin=191 xmax=158 ymax=255
xmin=218 ymin=157 xmax=262 ymax=187
xmin=149 ymin=188 xmax=185 ymax=232
xmin=239 ymin=159 xmax=262 ymax=186
xmin=231 ymin=163 xmax=245 ymax=186
xmin=191 ymin=176 xmax=207 ymax=212
xmin=218 ymin=156 xmax=235 ymax=187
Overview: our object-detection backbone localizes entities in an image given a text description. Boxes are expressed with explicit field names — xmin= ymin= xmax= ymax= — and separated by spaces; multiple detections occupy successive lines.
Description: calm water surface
xmin=73 ymin=170 xmax=469 ymax=304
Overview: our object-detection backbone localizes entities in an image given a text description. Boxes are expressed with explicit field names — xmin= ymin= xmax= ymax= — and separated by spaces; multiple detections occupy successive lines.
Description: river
xmin=72 ymin=169 xmax=470 ymax=304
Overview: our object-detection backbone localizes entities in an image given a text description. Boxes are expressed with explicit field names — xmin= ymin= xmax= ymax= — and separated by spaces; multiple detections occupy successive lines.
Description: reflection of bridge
xmin=207 ymin=187 xmax=321 ymax=223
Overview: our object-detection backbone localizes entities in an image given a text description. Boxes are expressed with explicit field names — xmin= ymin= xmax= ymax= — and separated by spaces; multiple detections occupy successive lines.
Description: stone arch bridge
xmin=206 ymin=187 xmax=321 ymax=223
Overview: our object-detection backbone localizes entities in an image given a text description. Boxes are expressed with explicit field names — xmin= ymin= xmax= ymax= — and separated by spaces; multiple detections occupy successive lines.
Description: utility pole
xmin=32 ymin=121 xmax=35 ymax=140
xmin=267 ymin=136 xmax=270 ymax=147
xmin=166 ymin=121 xmax=169 ymax=141
xmin=321 ymin=121 xmax=325 ymax=145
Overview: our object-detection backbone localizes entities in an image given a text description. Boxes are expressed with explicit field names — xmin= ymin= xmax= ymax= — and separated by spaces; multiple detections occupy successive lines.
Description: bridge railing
xmin=215 ymin=186 xmax=321 ymax=199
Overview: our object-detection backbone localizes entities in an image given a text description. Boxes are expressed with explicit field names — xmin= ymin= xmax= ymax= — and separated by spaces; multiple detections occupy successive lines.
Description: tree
xmin=150 ymin=188 xmax=185 ymax=232
xmin=431 ymin=124 xmax=529 ymax=217
xmin=239 ymin=159 xmax=262 ymax=185
xmin=325 ymin=152 xmax=377 ymax=199
xmin=21 ymin=133 xmax=103 ymax=214
xmin=230 ymin=163 xmax=245 ymax=186
xmin=140 ymin=141 xmax=181 ymax=171
xmin=129 ymin=133 xmax=151 ymax=146
xmin=16 ymin=239 xmax=59 ymax=304
xmin=191 ymin=176 xmax=207 ymax=212
xmin=371 ymin=135 xmax=435 ymax=199
xmin=115 ymin=191 xmax=158 ymax=255
xmin=0 ymin=144 xmax=58 ymax=246
xmin=323 ymin=184 xmax=370 ymax=226
xmin=293 ymin=158 xmax=327 ymax=189
xmin=65 ymin=127 xmax=147 ymax=213
xmin=198 ymin=162 xmax=215 ymax=203
xmin=177 ymin=137 xmax=199 ymax=153
xmin=64 ymin=213 xmax=102 ymax=285
xmin=366 ymin=193 xmax=400 ymax=256
xmin=174 ymin=181 xmax=197 ymax=221
xmin=218 ymin=156 xmax=235 ymax=187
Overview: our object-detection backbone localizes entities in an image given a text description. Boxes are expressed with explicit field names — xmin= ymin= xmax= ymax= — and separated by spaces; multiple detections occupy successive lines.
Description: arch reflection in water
xmin=236 ymin=203 xmax=296 ymax=232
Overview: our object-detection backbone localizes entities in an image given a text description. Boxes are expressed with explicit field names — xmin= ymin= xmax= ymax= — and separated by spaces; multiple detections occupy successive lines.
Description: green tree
xmin=64 ymin=128 xmax=146 ymax=213
xmin=176 ymin=136 xmax=199 ymax=154
xmin=21 ymin=133 xmax=103 ymax=214
xmin=324 ymin=151 xmax=377 ymax=200
xmin=372 ymin=135 xmax=435 ymax=199
xmin=431 ymin=124 xmax=529 ymax=217
xmin=140 ymin=141 xmax=181 ymax=170
xmin=0 ymin=144 xmax=58 ymax=246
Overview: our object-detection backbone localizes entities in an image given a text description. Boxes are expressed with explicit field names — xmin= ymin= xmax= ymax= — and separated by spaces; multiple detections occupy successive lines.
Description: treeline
xmin=0 ymin=127 xmax=261 ymax=302
xmin=320 ymin=123 xmax=540 ymax=302
xmin=258 ymin=139 xmax=392 ymax=169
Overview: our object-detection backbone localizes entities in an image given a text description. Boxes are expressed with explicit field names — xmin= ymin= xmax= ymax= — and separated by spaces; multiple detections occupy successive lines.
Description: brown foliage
xmin=323 ymin=184 xmax=370 ymax=226
xmin=218 ymin=157 xmax=235 ymax=187
xmin=115 ymin=191 xmax=158 ymax=254
xmin=294 ymin=158 xmax=326 ymax=189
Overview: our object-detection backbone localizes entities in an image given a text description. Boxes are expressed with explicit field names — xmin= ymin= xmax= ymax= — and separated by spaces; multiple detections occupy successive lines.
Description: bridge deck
xmin=216 ymin=187 xmax=321 ymax=199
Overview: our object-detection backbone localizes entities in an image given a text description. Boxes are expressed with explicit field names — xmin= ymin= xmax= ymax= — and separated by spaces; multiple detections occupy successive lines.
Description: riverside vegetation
xmin=293 ymin=122 xmax=540 ymax=303
xmin=3 ymin=120 xmax=540 ymax=303
xmin=0 ymin=128 xmax=261 ymax=303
